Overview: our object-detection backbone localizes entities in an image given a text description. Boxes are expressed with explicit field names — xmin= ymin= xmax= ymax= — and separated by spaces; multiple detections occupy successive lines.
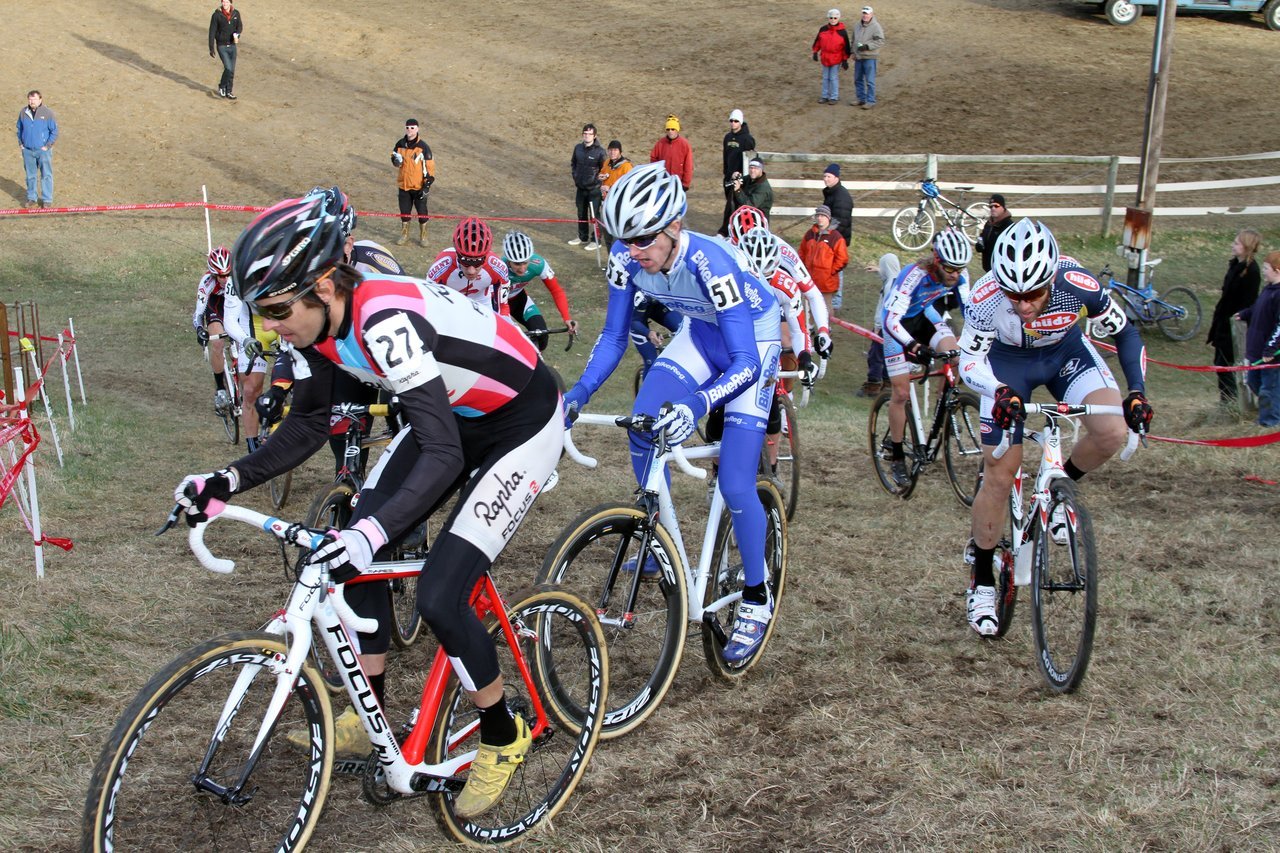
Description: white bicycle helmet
xmin=991 ymin=218 xmax=1059 ymax=293
xmin=932 ymin=228 xmax=972 ymax=268
xmin=739 ymin=227 xmax=781 ymax=279
xmin=503 ymin=230 xmax=535 ymax=264
xmin=600 ymin=162 xmax=687 ymax=241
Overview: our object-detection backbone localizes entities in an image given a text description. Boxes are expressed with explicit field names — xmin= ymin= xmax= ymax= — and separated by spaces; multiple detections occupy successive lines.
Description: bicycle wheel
xmin=303 ymin=483 xmax=356 ymax=692
xmin=1030 ymin=480 xmax=1098 ymax=693
xmin=962 ymin=202 xmax=990 ymax=241
xmin=430 ymin=587 xmax=607 ymax=845
xmin=268 ymin=469 xmax=293 ymax=510
xmin=701 ymin=480 xmax=788 ymax=679
xmin=537 ymin=504 xmax=687 ymax=739
xmin=1154 ymin=286 xmax=1203 ymax=341
xmin=81 ymin=631 xmax=334 ymax=853
xmin=943 ymin=391 xmax=984 ymax=508
xmin=891 ymin=206 xmax=935 ymax=252
xmin=388 ymin=500 xmax=447 ymax=650
xmin=867 ymin=390 xmax=919 ymax=499
xmin=762 ymin=393 xmax=802 ymax=521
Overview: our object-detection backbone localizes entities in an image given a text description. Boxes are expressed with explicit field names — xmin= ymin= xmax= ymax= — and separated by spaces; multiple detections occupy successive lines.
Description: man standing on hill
xmin=821 ymin=163 xmax=854 ymax=310
xmin=852 ymin=6 xmax=885 ymax=108
xmin=391 ymin=118 xmax=435 ymax=247
xmin=650 ymin=115 xmax=693 ymax=191
xmin=16 ymin=90 xmax=57 ymax=208
xmin=208 ymin=0 xmax=243 ymax=100
xmin=718 ymin=108 xmax=755 ymax=235
xmin=569 ymin=123 xmax=606 ymax=249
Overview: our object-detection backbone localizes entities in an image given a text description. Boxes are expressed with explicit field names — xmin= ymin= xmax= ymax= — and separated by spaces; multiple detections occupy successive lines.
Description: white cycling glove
xmin=653 ymin=403 xmax=697 ymax=445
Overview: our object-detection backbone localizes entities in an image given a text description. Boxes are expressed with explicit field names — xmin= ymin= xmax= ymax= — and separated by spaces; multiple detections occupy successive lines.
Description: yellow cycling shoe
xmin=286 ymin=706 xmax=371 ymax=756
xmin=453 ymin=715 xmax=532 ymax=819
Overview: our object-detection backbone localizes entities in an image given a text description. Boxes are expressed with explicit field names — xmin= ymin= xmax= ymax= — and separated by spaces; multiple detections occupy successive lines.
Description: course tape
xmin=1090 ymin=338 xmax=1279 ymax=372
xmin=0 ymin=201 xmax=585 ymax=225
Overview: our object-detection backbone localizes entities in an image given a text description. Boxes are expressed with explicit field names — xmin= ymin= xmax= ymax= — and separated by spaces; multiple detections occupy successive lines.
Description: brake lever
xmin=155 ymin=502 xmax=185 ymax=536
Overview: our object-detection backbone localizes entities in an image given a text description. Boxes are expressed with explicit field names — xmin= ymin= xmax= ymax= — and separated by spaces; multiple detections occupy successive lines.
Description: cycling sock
xmin=477 ymin=696 xmax=517 ymax=746
xmin=891 ymin=441 xmax=905 ymax=461
xmin=214 ymin=372 xmax=226 ymax=391
xmin=1064 ymin=459 xmax=1086 ymax=481
xmin=972 ymin=546 xmax=996 ymax=588
xmin=369 ymin=672 xmax=386 ymax=707
xmin=742 ymin=582 xmax=769 ymax=606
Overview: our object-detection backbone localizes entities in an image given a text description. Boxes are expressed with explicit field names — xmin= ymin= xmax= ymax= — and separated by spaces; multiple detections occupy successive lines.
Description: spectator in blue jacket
xmin=16 ymin=90 xmax=57 ymax=208
xmin=1237 ymin=250 xmax=1280 ymax=427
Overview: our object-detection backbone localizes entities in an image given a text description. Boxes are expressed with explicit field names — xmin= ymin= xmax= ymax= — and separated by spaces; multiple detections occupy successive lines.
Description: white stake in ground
xmin=68 ymin=317 xmax=86 ymax=403
xmin=57 ymin=332 xmax=76 ymax=431
xmin=12 ymin=366 xmax=45 ymax=578
xmin=20 ymin=337 xmax=62 ymax=467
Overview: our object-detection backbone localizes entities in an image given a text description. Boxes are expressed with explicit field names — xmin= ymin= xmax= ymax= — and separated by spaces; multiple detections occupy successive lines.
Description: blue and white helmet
xmin=601 ymin=162 xmax=687 ymax=240
xmin=932 ymin=228 xmax=972 ymax=268
xmin=992 ymin=219 xmax=1059 ymax=293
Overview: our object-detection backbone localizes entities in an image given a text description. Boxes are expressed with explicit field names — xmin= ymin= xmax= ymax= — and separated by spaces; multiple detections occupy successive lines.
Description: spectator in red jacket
xmin=650 ymin=115 xmax=693 ymax=190
xmin=799 ymin=204 xmax=849 ymax=317
xmin=812 ymin=9 xmax=852 ymax=105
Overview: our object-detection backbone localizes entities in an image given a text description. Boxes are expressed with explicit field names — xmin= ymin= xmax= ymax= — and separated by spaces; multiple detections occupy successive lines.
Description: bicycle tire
xmin=867 ymin=390 xmax=919 ymax=499
xmin=891 ymin=206 xmax=935 ymax=252
xmin=1030 ymin=480 xmax=1098 ymax=693
xmin=81 ymin=631 xmax=334 ymax=853
xmin=943 ymin=391 xmax=984 ymax=508
xmin=269 ymin=469 xmax=293 ymax=510
xmin=1154 ymin=285 xmax=1203 ymax=342
xmin=701 ymin=479 xmax=788 ymax=679
xmin=430 ymin=587 xmax=607 ymax=845
xmin=992 ymin=531 xmax=1018 ymax=639
xmin=962 ymin=202 xmax=990 ymax=242
xmin=536 ymin=503 xmax=687 ymax=739
xmin=762 ymin=393 xmax=802 ymax=521
xmin=388 ymin=499 xmax=449 ymax=650
xmin=303 ymin=483 xmax=357 ymax=692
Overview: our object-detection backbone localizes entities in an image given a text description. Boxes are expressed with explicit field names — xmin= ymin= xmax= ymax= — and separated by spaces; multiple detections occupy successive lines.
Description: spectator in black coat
xmin=975 ymin=193 xmax=1015 ymax=272
xmin=1207 ymin=229 xmax=1262 ymax=403
xmin=570 ymin=123 xmax=607 ymax=248
xmin=718 ymin=109 xmax=756 ymax=235
xmin=821 ymin=163 xmax=853 ymax=309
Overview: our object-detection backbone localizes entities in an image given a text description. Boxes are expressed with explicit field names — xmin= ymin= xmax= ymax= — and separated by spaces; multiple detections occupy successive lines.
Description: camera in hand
xmin=724 ymin=171 xmax=743 ymax=189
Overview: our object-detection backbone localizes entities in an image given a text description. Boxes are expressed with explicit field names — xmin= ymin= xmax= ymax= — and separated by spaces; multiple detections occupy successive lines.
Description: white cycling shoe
xmin=967 ymin=585 xmax=999 ymax=637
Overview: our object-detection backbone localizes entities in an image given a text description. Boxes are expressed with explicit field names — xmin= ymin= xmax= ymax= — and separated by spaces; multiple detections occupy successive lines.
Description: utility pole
xmin=1123 ymin=0 xmax=1177 ymax=288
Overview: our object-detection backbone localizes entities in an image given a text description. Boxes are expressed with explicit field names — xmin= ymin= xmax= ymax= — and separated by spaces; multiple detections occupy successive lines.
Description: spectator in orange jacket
xmin=650 ymin=115 xmax=693 ymax=190
xmin=799 ymin=204 xmax=849 ymax=317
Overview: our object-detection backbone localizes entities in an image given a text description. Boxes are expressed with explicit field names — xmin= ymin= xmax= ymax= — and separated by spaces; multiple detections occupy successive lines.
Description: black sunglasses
xmin=1002 ymin=285 xmax=1050 ymax=303
xmin=458 ymin=254 xmax=485 ymax=268
xmin=622 ymin=233 xmax=662 ymax=249
xmin=251 ymin=282 xmax=318 ymax=321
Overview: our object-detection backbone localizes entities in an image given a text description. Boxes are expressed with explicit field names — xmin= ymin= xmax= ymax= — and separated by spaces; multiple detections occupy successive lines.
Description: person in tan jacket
xmin=391 ymin=118 xmax=435 ymax=246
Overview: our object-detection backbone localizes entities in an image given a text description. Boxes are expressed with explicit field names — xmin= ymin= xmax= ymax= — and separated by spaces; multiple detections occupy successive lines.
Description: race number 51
xmin=708 ymin=275 xmax=744 ymax=310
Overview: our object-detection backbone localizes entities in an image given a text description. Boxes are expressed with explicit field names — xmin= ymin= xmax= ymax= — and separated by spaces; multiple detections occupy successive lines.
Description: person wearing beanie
xmin=821 ymin=163 xmax=854 ymax=309
xmin=799 ymin=204 xmax=848 ymax=318
xmin=598 ymin=140 xmax=634 ymax=244
xmin=650 ymin=114 xmax=693 ymax=190
xmin=718 ymin=108 xmax=757 ymax=235
xmin=569 ymin=123 xmax=607 ymax=248
xmin=812 ymin=8 xmax=852 ymax=105
xmin=975 ymin=193 xmax=1014 ymax=272
xmin=852 ymin=5 xmax=885 ymax=108
xmin=732 ymin=158 xmax=773 ymax=219
xmin=391 ymin=118 xmax=435 ymax=247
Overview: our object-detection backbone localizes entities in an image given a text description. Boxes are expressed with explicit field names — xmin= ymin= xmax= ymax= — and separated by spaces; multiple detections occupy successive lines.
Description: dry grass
xmin=2 ymin=219 xmax=1280 ymax=852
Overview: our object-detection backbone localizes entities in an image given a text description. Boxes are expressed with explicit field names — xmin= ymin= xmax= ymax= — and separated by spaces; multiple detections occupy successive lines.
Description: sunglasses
xmin=457 ymin=254 xmax=485 ymax=268
xmin=622 ymin=232 xmax=662 ymax=249
xmin=940 ymin=263 xmax=965 ymax=274
xmin=251 ymin=282 xmax=318 ymax=321
xmin=1002 ymin=285 xmax=1050 ymax=303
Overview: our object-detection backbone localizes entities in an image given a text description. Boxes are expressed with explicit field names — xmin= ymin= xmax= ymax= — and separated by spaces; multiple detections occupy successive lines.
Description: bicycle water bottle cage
xmin=921 ymin=180 xmax=940 ymax=199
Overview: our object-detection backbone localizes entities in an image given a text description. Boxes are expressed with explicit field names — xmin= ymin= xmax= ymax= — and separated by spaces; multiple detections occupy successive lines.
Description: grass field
xmin=1 ymin=215 xmax=1278 ymax=850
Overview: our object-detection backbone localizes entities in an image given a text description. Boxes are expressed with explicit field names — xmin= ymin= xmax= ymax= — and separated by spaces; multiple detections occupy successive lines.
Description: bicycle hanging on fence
xmin=867 ymin=350 xmax=984 ymax=506
xmin=540 ymin=411 xmax=788 ymax=738
xmin=891 ymin=179 xmax=990 ymax=252
xmin=983 ymin=402 xmax=1142 ymax=693
xmin=1095 ymin=259 xmax=1202 ymax=342
xmin=82 ymin=503 xmax=607 ymax=849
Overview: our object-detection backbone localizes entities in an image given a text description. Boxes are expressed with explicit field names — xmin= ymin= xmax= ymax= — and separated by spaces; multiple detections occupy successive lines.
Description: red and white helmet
xmin=453 ymin=216 xmax=493 ymax=259
xmin=727 ymin=205 xmax=770 ymax=246
xmin=207 ymin=245 xmax=232 ymax=276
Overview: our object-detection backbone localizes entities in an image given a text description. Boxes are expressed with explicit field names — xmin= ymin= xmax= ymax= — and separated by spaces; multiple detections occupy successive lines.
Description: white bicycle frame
xmin=992 ymin=403 xmax=1139 ymax=585
xmin=188 ymin=505 xmax=473 ymax=796
xmin=564 ymin=413 xmax=745 ymax=625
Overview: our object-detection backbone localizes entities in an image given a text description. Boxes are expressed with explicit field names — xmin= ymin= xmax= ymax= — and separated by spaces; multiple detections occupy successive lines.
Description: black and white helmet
xmin=992 ymin=219 xmax=1059 ymax=293
xmin=739 ymin=227 xmax=781 ymax=279
xmin=601 ymin=162 xmax=687 ymax=241
xmin=502 ymin=230 xmax=535 ymax=264
xmin=932 ymin=228 xmax=972 ymax=268
xmin=231 ymin=195 xmax=344 ymax=302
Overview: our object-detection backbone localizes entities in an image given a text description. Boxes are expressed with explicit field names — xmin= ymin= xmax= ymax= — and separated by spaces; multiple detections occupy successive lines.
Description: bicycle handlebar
xmin=563 ymin=412 xmax=707 ymax=480
xmin=179 ymin=504 xmax=378 ymax=634
xmin=990 ymin=402 xmax=1142 ymax=461
xmin=524 ymin=326 xmax=577 ymax=351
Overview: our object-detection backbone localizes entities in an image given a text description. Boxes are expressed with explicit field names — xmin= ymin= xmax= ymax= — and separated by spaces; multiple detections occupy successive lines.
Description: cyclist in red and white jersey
xmin=426 ymin=216 xmax=511 ymax=317
xmin=957 ymin=219 xmax=1152 ymax=636
xmin=175 ymin=192 xmax=562 ymax=819
xmin=192 ymin=246 xmax=233 ymax=413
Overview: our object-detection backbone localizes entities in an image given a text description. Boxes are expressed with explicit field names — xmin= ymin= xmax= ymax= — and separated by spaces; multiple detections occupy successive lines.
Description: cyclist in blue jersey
xmin=563 ymin=162 xmax=782 ymax=663
xmin=957 ymin=219 xmax=1153 ymax=636
xmin=880 ymin=228 xmax=972 ymax=487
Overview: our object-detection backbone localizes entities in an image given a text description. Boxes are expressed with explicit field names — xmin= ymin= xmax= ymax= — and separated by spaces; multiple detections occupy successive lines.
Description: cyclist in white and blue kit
xmin=880 ymin=228 xmax=972 ymax=487
xmin=958 ymin=219 xmax=1153 ymax=636
xmin=563 ymin=162 xmax=782 ymax=663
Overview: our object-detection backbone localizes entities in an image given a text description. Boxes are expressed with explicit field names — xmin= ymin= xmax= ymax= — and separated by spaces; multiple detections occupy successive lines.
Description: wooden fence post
xmin=1102 ymin=155 xmax=1120 ymax=237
